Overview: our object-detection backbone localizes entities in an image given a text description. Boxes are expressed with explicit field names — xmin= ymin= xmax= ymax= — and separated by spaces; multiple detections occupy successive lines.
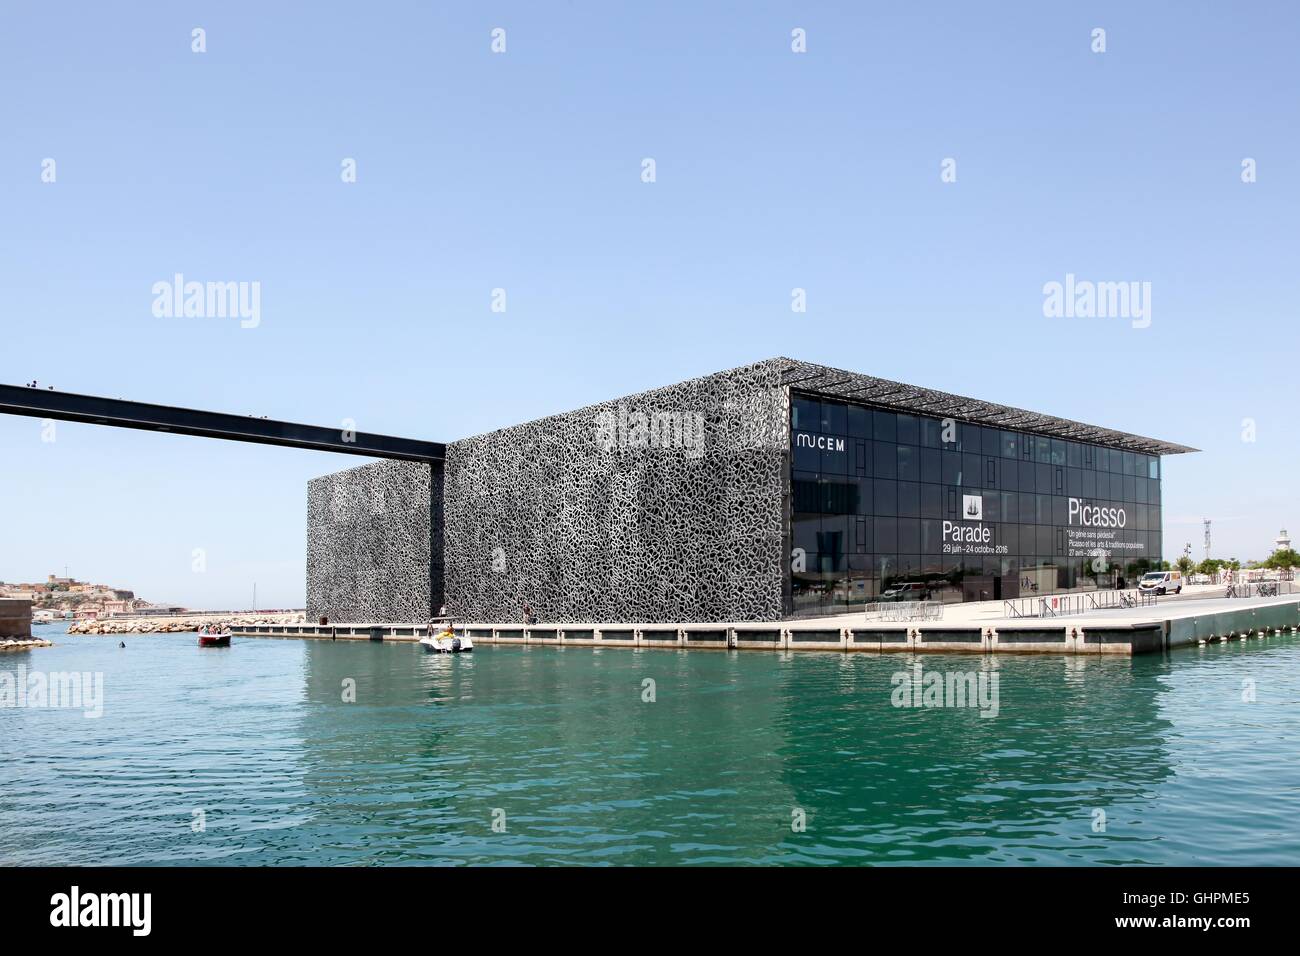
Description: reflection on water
xmin=2 ymin=625 xmax=1299 ymax=865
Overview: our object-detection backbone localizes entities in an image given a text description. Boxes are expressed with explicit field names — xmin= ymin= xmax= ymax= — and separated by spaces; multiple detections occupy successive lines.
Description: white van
xmin=881 ymin=582 xmax=928 ymax=602
xmin=1138 ymin=570 xmax=1182 ymax=595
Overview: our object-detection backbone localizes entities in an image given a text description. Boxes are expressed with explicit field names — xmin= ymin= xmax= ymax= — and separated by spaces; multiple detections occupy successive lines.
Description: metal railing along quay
xmin=1002 ymin=589 xmax=1156 ymax=619
xmin=1226 ymin=580 xmax=1297 ymax=599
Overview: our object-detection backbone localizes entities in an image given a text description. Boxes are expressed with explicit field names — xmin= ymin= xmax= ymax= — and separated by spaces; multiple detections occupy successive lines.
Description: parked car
xmin=1138 ymin=570 xmax=1183 ymax=595
xmin=881 ymin=582 xmax=929 ymax=602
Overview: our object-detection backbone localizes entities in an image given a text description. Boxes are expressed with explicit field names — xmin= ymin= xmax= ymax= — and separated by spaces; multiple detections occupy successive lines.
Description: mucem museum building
xmin=306 ymin=358 xmax=1195 ymax=624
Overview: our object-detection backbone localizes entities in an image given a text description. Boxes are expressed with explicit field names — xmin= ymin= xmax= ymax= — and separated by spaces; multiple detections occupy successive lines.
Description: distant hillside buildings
xmin=0 ymin=573 xmax=150 ymax=620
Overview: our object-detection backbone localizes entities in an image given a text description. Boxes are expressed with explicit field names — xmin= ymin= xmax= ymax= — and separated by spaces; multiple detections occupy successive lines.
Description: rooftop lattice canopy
xmin=773 ymin=358 xmax=1197 ymax=457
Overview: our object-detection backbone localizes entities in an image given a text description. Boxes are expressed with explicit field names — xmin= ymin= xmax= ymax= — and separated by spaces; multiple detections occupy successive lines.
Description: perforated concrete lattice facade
xmin=306 ymin=458 xmax=433 ymax=624
xmin=442 ymin=360 xmax=790 ymax=623
xmin=307 ymin=360 xmax=791 ymax=624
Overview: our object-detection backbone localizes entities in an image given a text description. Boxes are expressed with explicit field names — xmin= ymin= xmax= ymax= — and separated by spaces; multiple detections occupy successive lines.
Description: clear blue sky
xmin=2 ymin=2 xmax=1296 ymax=608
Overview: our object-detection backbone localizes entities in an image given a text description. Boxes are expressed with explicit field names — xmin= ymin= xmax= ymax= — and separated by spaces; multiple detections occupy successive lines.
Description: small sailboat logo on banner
xmin=962 ymin=494 xmax=983 ymax=521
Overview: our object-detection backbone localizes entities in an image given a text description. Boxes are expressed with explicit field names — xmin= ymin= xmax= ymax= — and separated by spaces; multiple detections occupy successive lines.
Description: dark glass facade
xmin=788 ymin=392 xmax=1163 ymax=615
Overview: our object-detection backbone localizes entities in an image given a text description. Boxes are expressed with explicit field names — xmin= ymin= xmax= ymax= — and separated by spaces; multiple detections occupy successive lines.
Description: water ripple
xmin=2 ymin=629 xmax=1299 ymax=864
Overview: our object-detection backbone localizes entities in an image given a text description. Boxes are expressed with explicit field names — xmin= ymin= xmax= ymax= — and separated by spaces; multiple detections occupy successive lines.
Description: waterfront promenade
xmin=231 ymin=590 xmax=1300 ymax=656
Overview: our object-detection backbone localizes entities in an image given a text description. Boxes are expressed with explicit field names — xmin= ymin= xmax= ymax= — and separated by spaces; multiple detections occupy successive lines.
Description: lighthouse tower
xmin=1275 ymin=528 xmax=1292 ymax=553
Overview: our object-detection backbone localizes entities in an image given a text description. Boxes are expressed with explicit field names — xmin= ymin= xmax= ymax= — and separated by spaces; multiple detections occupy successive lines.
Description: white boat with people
xmin=420 ymin=622 xmax=472 ymax=654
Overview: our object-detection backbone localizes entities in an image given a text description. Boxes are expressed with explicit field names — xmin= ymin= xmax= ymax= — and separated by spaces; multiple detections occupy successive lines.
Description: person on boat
xmin=430 ymin=618 xmax=458 ymax=651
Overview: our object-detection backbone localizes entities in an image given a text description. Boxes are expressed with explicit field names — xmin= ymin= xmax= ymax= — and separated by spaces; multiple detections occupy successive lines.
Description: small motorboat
xmin=419 ymin=631 xmax=473 ymax=654
xmin=198 ymin=626 xmax=232 ymax=647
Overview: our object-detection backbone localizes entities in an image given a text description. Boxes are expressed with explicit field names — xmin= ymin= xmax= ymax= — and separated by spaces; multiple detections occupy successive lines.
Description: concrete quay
xmin=230 ymin=593 xmax=1300 ymax=656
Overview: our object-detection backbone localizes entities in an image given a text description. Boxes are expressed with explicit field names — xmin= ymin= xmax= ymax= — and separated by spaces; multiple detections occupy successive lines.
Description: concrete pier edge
xmin=229 ymin=596 xmax=1300 ymax=656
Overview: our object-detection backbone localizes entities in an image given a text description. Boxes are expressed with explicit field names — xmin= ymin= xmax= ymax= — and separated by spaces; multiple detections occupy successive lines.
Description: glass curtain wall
xmin=789 ymin=392 xmax=1163 ymax=616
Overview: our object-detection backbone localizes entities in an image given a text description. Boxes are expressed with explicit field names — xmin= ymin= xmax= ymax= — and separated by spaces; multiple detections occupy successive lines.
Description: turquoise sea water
xmin=2 ymin=623 xmax=1298 ymax=866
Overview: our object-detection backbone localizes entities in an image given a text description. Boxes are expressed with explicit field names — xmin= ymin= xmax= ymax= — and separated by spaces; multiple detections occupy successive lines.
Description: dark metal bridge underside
xmin=0 ymin=384 xmax=444 ymax=462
